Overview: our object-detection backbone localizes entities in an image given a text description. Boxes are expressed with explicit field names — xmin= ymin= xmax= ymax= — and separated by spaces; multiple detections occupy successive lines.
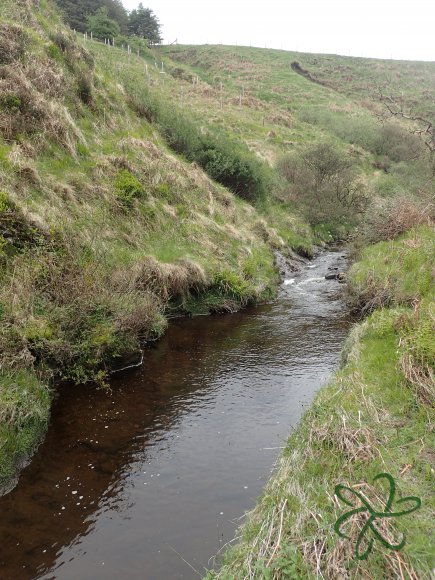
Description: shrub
xmin=195 ymin=137 xmax=269 ymax=203
xmin=154 ymin=183 xmax=175 ymax=203
xmin=114 ymin=169 xmax=145 ymax=207
xmin=299 ymin=108 xmax=380 ymax=152
xmin=46 ymin=43 xmax=63 ymax=62
xmin=77 ymin=72 xmax=93 ymax=106
xmin=124 ymin=85 xmax=270 ymax=203
xmin=0 ymin=94 xmax=22 ymax=111
xmin=374 ymin=124 xmax=423 ymax=162
xmin=0 ymin=23 xmax=27 ymax=65
xmin=276 ymin=143 xmax=368 ymax=225
xmin=0 ymin=191 xmax=11 ymax=213
xmin=358 ymin=195 xmax=434 ymax=244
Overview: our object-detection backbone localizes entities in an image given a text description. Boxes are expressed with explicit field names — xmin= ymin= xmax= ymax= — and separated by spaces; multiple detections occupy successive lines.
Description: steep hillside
xmin=0 ymin=1 xmax=312 ymax=492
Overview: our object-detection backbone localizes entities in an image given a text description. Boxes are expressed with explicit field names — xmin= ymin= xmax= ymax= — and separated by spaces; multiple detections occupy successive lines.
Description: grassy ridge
xmin=209 ymin=226 xmax=434 ymax=578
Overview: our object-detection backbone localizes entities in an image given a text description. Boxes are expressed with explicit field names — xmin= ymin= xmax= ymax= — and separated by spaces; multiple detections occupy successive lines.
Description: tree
xmin=55 ymin=0 xmax=128 ymax=34
xmin=128 ymin=4 xmax=161 ymax=45
xmin=87 ymin=7 xmax=120 ymax=39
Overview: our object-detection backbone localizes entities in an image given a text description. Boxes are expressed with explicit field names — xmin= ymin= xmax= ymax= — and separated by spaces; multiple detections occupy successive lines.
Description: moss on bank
xmin=0 ymin=371 xmax=51 ymax=492
xmin=209 ymin=226 xmax=434 ymax=578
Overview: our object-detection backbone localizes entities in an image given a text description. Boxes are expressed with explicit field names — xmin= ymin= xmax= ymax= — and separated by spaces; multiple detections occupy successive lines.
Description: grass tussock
xmin=398 ymin=301 xmax=435 ymax=406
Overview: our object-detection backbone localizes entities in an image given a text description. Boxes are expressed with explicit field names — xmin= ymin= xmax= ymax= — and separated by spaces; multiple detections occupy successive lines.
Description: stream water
xmin=0 ymin=249 xmax=351 ymax=580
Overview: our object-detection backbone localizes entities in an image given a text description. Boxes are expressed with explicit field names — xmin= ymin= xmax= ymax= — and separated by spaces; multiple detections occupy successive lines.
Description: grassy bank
xmin=210 ymin=226 xmax=434 ymax=578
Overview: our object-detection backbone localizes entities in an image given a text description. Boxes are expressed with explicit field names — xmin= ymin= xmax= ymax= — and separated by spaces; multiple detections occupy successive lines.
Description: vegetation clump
xmin=114 ymin=169 xmax=145 ymax=207
xmin=277 ymin=142 xmax=368 ymax=227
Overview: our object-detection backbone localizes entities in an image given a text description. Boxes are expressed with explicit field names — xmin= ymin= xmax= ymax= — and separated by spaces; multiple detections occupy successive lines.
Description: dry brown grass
xmin=314 ymin=480 xmax=420 ymax=580
xmin=132 ymin=255 xmax=207 ymax=301
xmin=0 ymin=59 xmax=85 ymax=153
xmin=400 ymin=353 xmax=434 ymax=407
xmin=398 ymin=304 xmax=435 ymax=407
xmin=361 ymin=195 xmax=434 ymax=244
xmin=0 ymin=22 xmax=27 ymax=64
xmin=308 ymin=409 xmax=380 ymax=464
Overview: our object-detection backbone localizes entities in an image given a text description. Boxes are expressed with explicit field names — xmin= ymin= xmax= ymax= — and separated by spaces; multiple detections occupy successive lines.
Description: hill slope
xmin=1 ymin=1 xmax=313 ymax=491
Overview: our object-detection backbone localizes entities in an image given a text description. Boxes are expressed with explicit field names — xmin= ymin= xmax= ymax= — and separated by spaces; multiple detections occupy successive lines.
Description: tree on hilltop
xmin=128 ymin=3 xmax=161 ymax=45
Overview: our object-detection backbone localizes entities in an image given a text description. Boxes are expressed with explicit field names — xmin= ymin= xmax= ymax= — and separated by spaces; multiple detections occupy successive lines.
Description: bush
xmin=77 ymin=72 xmax=93 ymax=106
xmin=0 ymin=191 xmax=11 ymax=214
xmin=373 ymin=124 xmax=423 ymax=162
xmin=299 ymin=108 xmax=380 ymax=152
xmin=0 ymin=23 xmax=27 ymax=65
xmin=124 ymin=86 xmax=270 ymax=204
xmin=299 ymin=108 xmax=424 ymax=163
xmin=114 ymin=169 xmax=145 ymax=207
xmin=276 ymin=143 xmax=368 ymax=225
xmin=195 ymin=137 xmax=269 ymax=203
xmin=0 ymin=94 xmax=22 ymax=111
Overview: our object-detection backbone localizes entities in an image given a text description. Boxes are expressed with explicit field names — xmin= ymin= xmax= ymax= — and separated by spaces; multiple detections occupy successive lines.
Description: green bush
xmin=46 ymin=43 xmax=63 ymax=62
xmin=374 ymin=124 xmax=423 ymax=162
xmin=0 ymin=191 xmax=11 ymax=213
xmin=299 ymin=108 xmax=380 ymax=151
xmin=114 ymin=169 xmax=145 ymax=207
xmin=299 ymin=108 xmax=424 ymax=163
xmin=124 ymin=85 xmax=270 ymax=203
xmin=195 ymin=137 xmax=269 ymax=203
xmin=77 ymin=72 xmax=93 ymax=105
xmin=276 ymin=143 xmax=368 ymax=226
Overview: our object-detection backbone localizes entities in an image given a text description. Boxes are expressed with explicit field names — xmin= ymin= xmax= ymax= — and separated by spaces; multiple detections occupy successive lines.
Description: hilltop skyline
xmin=123 ymin=0 xmax=435 ymax=61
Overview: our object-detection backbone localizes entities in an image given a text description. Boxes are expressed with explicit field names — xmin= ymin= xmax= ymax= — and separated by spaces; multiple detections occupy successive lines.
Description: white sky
xmin=122 ymin=0 xmax=435 ymax=61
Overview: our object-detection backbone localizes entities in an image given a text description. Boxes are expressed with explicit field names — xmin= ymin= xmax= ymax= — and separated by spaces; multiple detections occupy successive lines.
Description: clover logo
xmin=334 ymin=473 xmax=421 ymax=560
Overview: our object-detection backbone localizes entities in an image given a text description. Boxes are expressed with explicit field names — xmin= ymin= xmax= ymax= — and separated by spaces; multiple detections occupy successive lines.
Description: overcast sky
xmin=122 ymin=0 xmax=434 ymax=61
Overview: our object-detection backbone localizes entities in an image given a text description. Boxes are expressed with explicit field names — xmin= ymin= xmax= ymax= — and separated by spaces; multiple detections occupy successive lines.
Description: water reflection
xmin=0 ymin=250 xmax=351 ymax=580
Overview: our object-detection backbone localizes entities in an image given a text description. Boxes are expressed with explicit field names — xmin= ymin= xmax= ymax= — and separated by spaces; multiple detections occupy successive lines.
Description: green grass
xmin=348 ymin=226 xmax=435 ymax=311
xmin=0 ymin=370 xmax=51 ymax=493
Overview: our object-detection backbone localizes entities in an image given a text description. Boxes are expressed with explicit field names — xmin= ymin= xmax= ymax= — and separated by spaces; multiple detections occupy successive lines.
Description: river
xmin=0 ymin=249 xmax=351 ymax=579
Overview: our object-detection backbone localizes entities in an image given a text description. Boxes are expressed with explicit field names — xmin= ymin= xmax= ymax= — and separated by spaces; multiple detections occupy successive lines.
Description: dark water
xmin=0 ymin=250 xmax=351 ymax=580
